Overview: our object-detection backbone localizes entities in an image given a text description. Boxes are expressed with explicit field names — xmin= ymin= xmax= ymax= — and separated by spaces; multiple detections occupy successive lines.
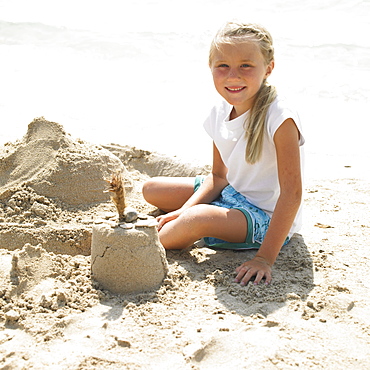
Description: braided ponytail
xmin=245 ymin=82 xmax=277 ymax=163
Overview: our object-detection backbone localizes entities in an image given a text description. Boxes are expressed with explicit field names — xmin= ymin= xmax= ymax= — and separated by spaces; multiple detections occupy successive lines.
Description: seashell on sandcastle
xmin=91 ymin=172 xmax=168 ymax=294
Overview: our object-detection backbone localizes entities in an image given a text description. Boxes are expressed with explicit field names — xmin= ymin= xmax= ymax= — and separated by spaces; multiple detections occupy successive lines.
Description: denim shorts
xmin=194 ymin=175 xmax=289 ymax=250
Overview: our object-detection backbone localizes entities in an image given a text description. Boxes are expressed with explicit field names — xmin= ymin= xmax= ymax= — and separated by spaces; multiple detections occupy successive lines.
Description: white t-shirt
xmin=203 ymin=95 xmax=305 ymax=236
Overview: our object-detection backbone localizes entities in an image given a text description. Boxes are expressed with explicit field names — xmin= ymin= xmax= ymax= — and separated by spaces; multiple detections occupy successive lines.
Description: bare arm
xmin=235 ymin=118 xmax=302 ymax=285
xmin=183 ymin=142 xmax=228 ymax=208
xmin=157 ymin=142 xmax=228 ymax=229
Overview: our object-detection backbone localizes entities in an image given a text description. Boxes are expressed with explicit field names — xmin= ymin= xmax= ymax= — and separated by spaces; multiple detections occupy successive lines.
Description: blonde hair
xmin=209 ymin=22 xmax=277 ymax=164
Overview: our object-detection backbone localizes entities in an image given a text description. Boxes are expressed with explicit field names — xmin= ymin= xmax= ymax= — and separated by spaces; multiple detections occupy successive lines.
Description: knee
xmin=142 ymin=178 xmax=158 ymax=205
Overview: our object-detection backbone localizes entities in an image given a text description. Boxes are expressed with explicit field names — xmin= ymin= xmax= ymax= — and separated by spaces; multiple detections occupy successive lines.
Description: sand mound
xmin=0 ymin=244 xmax=100 ymax=331
xmin=10 ymin=243 xmax=60 ymax=295
xmin=0 ymin=117 xmax=125 ymax=206
xmin=103 ymin=144 xmax=211 ymax=178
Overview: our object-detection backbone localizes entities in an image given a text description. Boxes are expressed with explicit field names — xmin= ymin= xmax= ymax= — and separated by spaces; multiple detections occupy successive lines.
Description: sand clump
xmin=0 ymin=118 xmax=369 ymax=369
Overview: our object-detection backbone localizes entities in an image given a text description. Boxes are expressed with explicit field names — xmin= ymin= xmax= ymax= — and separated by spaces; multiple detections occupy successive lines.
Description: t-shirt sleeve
xmin=267 ymin=99 xmax=305 ymax=146
xmin=203 ymin=104 xmax=220 ymax=139
xmin=203 ymin=101 xmax=233 ymax=141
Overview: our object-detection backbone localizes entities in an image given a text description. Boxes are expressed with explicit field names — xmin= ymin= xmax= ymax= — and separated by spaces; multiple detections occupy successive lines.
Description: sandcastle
xmin=91 ymin=172 xmax=168 ymax=294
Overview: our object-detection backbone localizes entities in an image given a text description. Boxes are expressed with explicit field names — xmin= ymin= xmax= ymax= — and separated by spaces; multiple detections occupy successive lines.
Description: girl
xmin=143 ymin=22 xmax=304 ymax=286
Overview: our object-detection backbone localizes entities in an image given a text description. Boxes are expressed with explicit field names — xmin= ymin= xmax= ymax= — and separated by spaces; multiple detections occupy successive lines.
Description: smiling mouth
xmin=226 ymin=87 xmax=246 ymax=92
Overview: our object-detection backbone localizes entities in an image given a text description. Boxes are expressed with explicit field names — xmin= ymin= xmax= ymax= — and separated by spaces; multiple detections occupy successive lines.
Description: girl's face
xmin=210 ymin=41 xmax=274 ymax=119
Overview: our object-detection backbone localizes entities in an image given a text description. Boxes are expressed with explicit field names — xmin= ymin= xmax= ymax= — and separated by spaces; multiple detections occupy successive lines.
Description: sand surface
xmin=0 ymin=118 xmax=369 ymax=369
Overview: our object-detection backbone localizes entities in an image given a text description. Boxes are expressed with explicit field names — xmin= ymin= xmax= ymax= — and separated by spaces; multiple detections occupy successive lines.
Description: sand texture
xmin=0 ymin=119 xmax=369 ymax=369
xmin=91 ymin=224 xmax=168 ymax=294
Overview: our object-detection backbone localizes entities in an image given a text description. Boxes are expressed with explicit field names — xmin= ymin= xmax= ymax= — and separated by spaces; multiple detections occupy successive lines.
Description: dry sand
xmin=0 ymin=118 xmax=369 ymax=369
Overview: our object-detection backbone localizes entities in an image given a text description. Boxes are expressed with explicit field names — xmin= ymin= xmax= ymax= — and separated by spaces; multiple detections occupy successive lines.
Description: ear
xmin=265 ymin=60 xmax=274 ymax=78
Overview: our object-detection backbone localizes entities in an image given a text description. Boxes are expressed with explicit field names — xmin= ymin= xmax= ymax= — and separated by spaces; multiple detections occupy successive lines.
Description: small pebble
xmin=94 ymin=219 xmax=105 ymax=224
xmin=5 ymin=309 xmax=20 ymax=322
xmin=104 ymin=212 xmax=116 ymax=220
xmin=135 ymin=219 xmax=158 ymax=228
xmin=124 ymin=207 xmax=138 ymax=223
xmin=219 ymin=328 xmax=230 ymax=332
xmin=119 ymin=223 xmax=134 ymax=230
xmin=116 ymin=338 xmax=131 ymax=348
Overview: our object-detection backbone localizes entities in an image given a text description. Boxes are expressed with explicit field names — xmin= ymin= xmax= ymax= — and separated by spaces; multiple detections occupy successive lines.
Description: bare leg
xmin=159 ymin=204 xmax=248 ymax=249
xmin=142 ymin=177 xmax=195 ymax=212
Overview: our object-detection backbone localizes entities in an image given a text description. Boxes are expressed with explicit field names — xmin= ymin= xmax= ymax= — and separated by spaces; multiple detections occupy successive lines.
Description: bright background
xmin=1 ymin=0 xmax=369 ymax=179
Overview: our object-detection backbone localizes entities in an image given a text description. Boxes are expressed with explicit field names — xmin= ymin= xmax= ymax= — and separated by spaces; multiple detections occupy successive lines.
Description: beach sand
xmin=0 ymin=118 xmax=369 ymax=369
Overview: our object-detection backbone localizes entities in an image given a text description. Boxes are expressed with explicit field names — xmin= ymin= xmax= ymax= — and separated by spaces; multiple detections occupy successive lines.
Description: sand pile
xmin=103 ymin=144 xmax=211 ymax=178
xmin=5 ymin=244 xmax=99 ymax=317
xmin=0 ymin=117 xmax=125 ymax=206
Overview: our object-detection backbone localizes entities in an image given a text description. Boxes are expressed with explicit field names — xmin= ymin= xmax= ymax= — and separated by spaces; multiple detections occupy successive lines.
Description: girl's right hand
xmin=235 ymin=256 xmax=273 ymax=285
xmin=156 ymin=209 xmax=183 ymax=231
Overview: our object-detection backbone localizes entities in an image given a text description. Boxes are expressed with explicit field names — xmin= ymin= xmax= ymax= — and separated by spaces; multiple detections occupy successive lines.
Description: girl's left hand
xmin=156 ymin=209 xmax=183 ymax=231
xmin=234 ymin=256 xmax=272 ymax=286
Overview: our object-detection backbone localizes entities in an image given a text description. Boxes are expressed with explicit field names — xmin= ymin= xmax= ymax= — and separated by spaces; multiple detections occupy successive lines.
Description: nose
xmin=227 ymin=67 xmax=240 ymax=80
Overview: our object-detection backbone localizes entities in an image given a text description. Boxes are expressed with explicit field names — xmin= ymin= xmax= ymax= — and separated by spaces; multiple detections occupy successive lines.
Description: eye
xmin=217 ymin=63 xmax=229 ymax=68
xmin=241 ymin=63 xmax=252 ymax=68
